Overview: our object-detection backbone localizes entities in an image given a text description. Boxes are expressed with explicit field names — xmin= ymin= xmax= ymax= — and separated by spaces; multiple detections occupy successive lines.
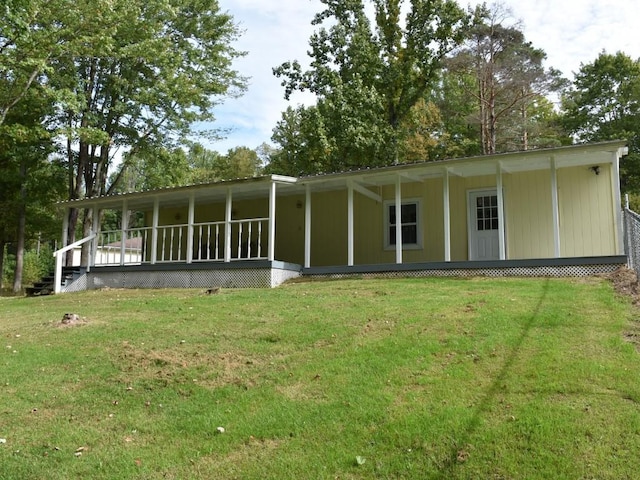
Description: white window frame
xmin=383 ymin=198 xmax=423 ymax=250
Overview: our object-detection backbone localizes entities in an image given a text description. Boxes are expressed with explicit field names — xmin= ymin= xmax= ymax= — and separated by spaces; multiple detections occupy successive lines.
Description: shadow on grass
xmin=432 ymin=278 xmax=550 ymax=479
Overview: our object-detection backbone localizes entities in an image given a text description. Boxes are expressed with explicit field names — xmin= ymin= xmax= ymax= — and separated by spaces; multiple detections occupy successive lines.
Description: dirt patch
xmin=55 ymin=313 xmax=87 ymax=328
xmin=605 ymin=267 xmax=640 ymax=352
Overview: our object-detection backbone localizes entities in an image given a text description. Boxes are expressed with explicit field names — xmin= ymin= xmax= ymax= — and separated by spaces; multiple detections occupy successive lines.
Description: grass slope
xmin=1 ymin=277 xmax=639 ymax=479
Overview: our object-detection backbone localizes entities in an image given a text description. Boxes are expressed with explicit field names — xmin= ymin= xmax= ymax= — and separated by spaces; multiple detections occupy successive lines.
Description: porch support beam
xmin=151 ymin=197 xmax=159 ymax=265
xmin=225 ymin=188 xmax=233 ymax=262
xmin=611 ymin=149 xmax=624 ymax=254
xmin=305 ymin=184 xmax=311 ymax=268
xmin=186 ymin=193 xmax=195 ymax=263
xmin=268 ymin=181 xmax=276 ymax=261
xmin=443 ymin=169 xmax=451 ymax=262
xmin=395 ymin=175 xmax=403 ymax=264
xmin=61 ymin=208 xmax=69 ymax=249
xmin=496 ymin=163 xmax=506 ymax=260
xmin=90 ymin=206 xmax=100 ymax=270
xmin=347 ymin=180 xmax=354 ymax=266
xmin=120 ymin=200 xmax=128 ymax=266
xmin=550 ymin=156 xmax=561 ymax=258
xmin=351 ymin=181 xmax=382 ymax=203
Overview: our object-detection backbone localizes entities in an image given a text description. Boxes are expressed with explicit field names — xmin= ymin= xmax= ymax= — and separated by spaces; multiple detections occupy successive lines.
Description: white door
xmin=468 ymin=190 xmax=500 ymax=261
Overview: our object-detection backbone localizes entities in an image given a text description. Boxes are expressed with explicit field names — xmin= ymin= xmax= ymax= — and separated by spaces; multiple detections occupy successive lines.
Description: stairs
xmin=26 ymin=267 xmax=84 ymax=296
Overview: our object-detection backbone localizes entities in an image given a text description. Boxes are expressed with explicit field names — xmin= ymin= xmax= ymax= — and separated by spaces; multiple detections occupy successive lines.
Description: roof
xmin=60 ymin=140 xmax=628 ymax=211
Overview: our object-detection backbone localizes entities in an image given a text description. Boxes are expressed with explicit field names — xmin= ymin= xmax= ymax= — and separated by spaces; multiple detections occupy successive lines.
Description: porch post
xmin=550 ymin=156 xmax=561 ymax=258
xmin=611 ymin=150 xmax=624 ymax=254
xmin=496 ymin=163 xmax=506 ymax=260
xmin=150 ymin=197 xmax=159 ymax=264
xmin=186 ymin=193 xmax=195 ymax=263
xmin=305 ymin=184 xmax=311 ymax=268
xmin=225 ymin=187 xmax=232 ymax=262
xmin=347 ymin=180 xmax=354 ymax=266
xmin=90 ymin=205 xmax=100 ymax=270
xmin=120 ymin=200 xmax=128 ymax=266
xmin=61 ymin=207 xmax=69 ymax=249
xmin=395 ymin=175 xmax=403 ymax=264
xmin=268 ymin=181 xmax=276 ymax=261
xmin=443 ymin=169 xmax=451 ymax=262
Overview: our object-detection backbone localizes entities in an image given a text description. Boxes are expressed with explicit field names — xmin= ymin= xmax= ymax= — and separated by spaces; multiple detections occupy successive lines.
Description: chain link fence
xmin=624 ymin=207 xmax=640 ymax=279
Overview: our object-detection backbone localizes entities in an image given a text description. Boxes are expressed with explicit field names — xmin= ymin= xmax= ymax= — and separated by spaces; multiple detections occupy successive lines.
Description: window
xmin=475 ymin=194 xmax=499 ymax=231
xmin=384 ymin=200 xmax=421 ymax=249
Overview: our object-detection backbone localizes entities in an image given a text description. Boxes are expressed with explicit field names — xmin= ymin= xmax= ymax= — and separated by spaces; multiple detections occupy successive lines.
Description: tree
xmin=562 ymin=51 xmax=640 ymax=193
xmin=445 ymin=3 xmax=567 ymax=154
xmin=272 ymin=0 xmax=471 ymax=173
xmin=44 ymin=0 xmax=246 ymax=264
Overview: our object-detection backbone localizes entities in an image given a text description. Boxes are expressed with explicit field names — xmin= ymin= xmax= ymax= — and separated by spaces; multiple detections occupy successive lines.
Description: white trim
xmin=351 ymin=181 xmax=382 ymax=203
xmin=550 ymin=156 xmax=561 ymax=258
xmin=225 ymin=188 xmax=232 ymax=262
xmin=496 ymin=163 xmax=506 ymax=260
xmin=443 ymin=169 xmax=451 ymax=262
xmin=611 ymin=150 xmax=624 ymax=255
xmin=383 ymin=197 xmax=423 ymax=251
xmin=151 ymin=197 xmax=159 ymax=265
xmin=268 ymin=181 xmax=276 ymax=261
xmin=395 ymin=176 xmax=402 ymax=263
xmin=120 ymin=200 xmax=128 ymax=266
xmin=186 ymin=193 xmax=195 ymax=264
xmin=347 ymin=180 xmax=354 ymax=266
xmin=305 ymin=184 xmax=311 ymax=268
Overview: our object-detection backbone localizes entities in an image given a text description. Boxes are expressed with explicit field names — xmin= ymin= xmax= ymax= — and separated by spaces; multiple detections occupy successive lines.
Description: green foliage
xmin=562 ymin=51 xmax=640 ymax=193
xmin=272 ymin=0 xmax=471 ymax=173
xmin=0 ymin=278 xmax=639 ymax=478
xmin=2 ymin=243 xmax=54 ymax=289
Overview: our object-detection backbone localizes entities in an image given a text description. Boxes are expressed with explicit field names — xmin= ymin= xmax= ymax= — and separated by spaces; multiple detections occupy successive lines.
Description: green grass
xmin=1 ymin=276 xmax=639 ymax=479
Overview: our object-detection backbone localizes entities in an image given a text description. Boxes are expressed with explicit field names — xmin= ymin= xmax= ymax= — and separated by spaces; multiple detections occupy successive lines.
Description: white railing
xmin=52 ymin=233 xmax=96 ymax=294
xmin=94 ymin=218 xmax=269 ymax=265
xmin=96 ymin=227 xmax=150 ymax=265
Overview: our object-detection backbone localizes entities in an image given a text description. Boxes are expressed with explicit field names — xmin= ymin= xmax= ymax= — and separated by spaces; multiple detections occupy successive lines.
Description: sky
xmin=208 ymin=0 xmax=640 ymax=154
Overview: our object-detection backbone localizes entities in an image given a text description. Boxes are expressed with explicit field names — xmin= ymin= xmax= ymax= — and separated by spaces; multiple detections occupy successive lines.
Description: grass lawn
xmin=1 ymin=276 xmax=639 ymax=479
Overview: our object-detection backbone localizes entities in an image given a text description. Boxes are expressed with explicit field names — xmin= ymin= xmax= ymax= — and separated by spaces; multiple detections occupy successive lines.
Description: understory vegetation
xmin=1 ymin=277 xmax=639 ymax=479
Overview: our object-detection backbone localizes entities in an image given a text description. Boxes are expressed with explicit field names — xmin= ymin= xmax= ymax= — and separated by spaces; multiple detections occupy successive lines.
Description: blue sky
xmin=206 ymin=0 xmax=640 ymax=154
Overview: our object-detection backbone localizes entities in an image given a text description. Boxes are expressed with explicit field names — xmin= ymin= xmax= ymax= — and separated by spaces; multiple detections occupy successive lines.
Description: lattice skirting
xmin=308 ymin=263 xmax=624 ymax=280
xmin=86 ymin=267 xmax=300 ymax=290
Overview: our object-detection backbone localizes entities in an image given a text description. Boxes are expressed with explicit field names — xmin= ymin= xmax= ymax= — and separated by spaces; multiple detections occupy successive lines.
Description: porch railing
xmin=95 ymin=218 xmax=269 ymax=266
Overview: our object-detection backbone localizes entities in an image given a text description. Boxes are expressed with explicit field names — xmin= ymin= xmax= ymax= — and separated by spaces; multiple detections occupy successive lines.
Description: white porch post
xmin=395 ymin=175 xmax=403 ymax=264
xmin=120 ymin=200 xmax=128 ymax=266
xmin=186 ymin=193 xmax=195 ymax=263
xmin=225 ymin=187 xmax=232 ymax=262
xmin=443 ymin=169 xmax=451 ymax=262
xmin=611 ymin=149 xmax=624 ymax=254
xmin=347 ymin=180 xmax=354 ymax=266
xmin=496 ymin=163 xmax=506 ymax=260
xmin=90 ymin=206 xmax=100 ymax=270
xmin=305 ymin=184 xmax=311 ymax=268
xmin=61 ymin=208 xmax=69 ymax=250
xmin=150 ymin=197 xmax=159 ymax=264
xmin=268 ymin=181 xmax=276 ymax=261
xmin=550 ymin=156 xmax=561 ymax=258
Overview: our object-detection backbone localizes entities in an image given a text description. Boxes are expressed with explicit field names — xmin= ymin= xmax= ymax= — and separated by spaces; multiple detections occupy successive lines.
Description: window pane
xmin=490 ymin=195 xmax=497 ymax=207
xmin=402 ymin=225 xmax=417 ymax=244
xmin=477 ymin=219 xmax=484 ymax=231
xmin=389 ymin=226 xmax=396 ymax=244
xmin=401 ymin=203 xmax=417 ymax=223
xmin=477 ymin=197 xmax=483 ymax=207
xmin=389 ymin=206 xmax=396 ymax=225
xmin=477 ymin=208 xmax=484 ymax=219
xmin=485 ymin=219 xmax=491 ymax=230
xmin=492 ymin=218 xmax=499 ymax=230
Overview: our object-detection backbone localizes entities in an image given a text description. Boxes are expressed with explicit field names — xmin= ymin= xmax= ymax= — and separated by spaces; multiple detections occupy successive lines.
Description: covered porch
xmin=53 ymin=141 xmax=629 ymax=293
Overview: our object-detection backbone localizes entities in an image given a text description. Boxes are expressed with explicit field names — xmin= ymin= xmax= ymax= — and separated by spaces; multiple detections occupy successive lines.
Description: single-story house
xmin=53 ymin=140 xmax=629 ymax=293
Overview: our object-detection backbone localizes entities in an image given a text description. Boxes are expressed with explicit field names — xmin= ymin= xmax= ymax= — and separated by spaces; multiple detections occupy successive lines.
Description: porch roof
xmin=60 ymin=140 xmax=627 ymax=210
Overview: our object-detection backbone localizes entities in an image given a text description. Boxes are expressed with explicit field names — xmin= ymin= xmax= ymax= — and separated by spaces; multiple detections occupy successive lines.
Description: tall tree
xmin=45 ymin=0 xmax=246 ymax=264
xmin=272 ymin=0 xmax=471 ymax=173
xmin=446 ymin=3 xmax=567 ymax=154
xmin=562 ymin=51 xmax=640 ymax=193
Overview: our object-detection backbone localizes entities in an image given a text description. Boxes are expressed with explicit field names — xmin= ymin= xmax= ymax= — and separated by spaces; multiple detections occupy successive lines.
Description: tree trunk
xmin=12 ymin=162 xmax=27 ymax=293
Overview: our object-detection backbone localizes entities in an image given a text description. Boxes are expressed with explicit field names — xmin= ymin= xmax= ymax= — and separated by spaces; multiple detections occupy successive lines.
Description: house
xmin=53 ymin=141 xmax=629 ymax=293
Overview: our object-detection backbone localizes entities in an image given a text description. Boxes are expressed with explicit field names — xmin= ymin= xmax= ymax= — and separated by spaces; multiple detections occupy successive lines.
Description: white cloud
xmin=206 ymin=0 xmax=640 ymax=153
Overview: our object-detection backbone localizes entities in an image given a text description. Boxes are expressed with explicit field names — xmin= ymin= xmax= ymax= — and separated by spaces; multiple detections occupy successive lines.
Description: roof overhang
xmin=59 ymin=141 xmax=627 ymax=210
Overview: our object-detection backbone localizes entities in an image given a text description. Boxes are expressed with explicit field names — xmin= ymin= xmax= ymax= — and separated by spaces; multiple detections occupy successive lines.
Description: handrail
xmin=52 ymin=233 xmax=96 ymax=294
